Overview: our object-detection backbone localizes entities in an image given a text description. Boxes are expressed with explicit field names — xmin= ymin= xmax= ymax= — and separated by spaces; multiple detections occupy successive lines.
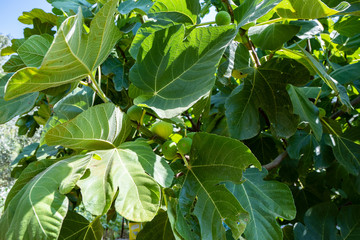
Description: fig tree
xmin=151 ymin=121 xmax=173 ymax=139
xmin=177 ymin=137 xmax=192 ymax=155
xmin=162 ymin=140 xmax=178 ymax=160
xmin=216 ymin=11 xmax=231 ymax=26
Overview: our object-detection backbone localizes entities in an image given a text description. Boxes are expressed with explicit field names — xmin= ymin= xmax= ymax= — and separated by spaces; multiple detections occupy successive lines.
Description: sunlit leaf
xmin=5 ymin=0 xmax=121 ymax=100
xmin=77 ymin=143 xmax=161 ymax=222
xmin=0 ymin=155 xmax=91 ymax=240
xmin=45 ymin=103 xmax=131 ymax=150
xmin=130 ymin=24 xmax=236 ymax=118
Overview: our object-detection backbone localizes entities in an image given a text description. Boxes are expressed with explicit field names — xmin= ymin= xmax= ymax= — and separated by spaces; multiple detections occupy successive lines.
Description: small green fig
xmin=215 ymin=11 xmax=231 ymax=26
xmin=127 ymin=105 xmax=143 ymax=122
xmin=151 ymin=121 xmax=173 ymax=139
xmin=318 ymin=107 xmax=326 ymax=118
xmin=177 ymin=137 xmax=192 ymax=155
xmin=162 ymin=140 xmax=178 ymax=160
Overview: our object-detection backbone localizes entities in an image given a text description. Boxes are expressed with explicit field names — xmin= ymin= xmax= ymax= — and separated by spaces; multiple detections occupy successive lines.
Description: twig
xmin=238 ymin=28 xmax=261 ymax=67
xmin=330 ymin=96 xmax=360 ymax=119
xmin=120 ymin=217 xmax=125 ymax=238
xmin=263 ymin=151 xmax=288 ymax=171
xmin=222 ymin=0 xmax=234 ymax=21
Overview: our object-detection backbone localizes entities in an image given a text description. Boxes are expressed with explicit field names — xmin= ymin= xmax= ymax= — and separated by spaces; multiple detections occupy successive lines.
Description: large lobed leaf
xmin=4 ymin=0 xmax=121 ymax=100
xmin=77 ymin=141 xmax=169 ymax=222
xmin=130 ymin=24 xmax=236 ymax=118
xmin=226 ymin=58 xmax=310 ymax=140
xmin=40 ymin=86 xmax=95 ymax=145
xmin=0 ymin=155 xmax=91 ymax=240
xmin=227 ymin=168 xmax=296 ymax=240
xmin=45 ymin=103 xmax=132 ymax=150
xmin=177 ymin=133 xmax=261 ymax=240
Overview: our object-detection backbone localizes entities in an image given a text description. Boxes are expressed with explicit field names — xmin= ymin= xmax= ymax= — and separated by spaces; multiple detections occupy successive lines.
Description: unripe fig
xmin=216 ymin=11 xmax=231 ymax=26
xmin=177 ymin=137 xmax=192 ymax=155
xmin=151 ymin=121 xmax=173 ymax=139
xmin=127 ymin=105 xmax=143 ymax=122
xmin=162 ymin=140 xmax=178 ymax=160
xmin=318 ymin=107 xmax=326 ymax=118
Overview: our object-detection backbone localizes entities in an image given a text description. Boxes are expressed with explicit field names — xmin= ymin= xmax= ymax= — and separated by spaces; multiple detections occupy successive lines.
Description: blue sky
xmin=0 ymin=0 xmax=52 ymax=38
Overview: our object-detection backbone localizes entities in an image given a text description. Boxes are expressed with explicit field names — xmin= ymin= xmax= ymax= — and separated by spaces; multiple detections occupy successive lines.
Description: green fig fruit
xmin=177 ymin=137 xmax=192 ymax=155
xmin=127 ymin=105 xmax=143 ymax=122
xmin=215 ymin=11 xmax=231 ymax=26
xmin=151 ymin=121 xmax=173 ymax=139
xmin=162 ymin=140 xmax=178 ymax=160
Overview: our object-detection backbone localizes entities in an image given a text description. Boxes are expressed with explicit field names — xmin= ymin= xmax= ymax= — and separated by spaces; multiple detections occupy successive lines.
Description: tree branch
xmin=222 ymin=0 xmax=234 ymax=21
xmin=263 ymin=151 xmax=288 ymax=171
xmin=330 ymin=96 xmax=360 ymax=119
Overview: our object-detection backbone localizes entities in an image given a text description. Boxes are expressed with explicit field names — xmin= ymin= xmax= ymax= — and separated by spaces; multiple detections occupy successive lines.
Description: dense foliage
xmin=0 ymin=0 xmax=360 ymax=239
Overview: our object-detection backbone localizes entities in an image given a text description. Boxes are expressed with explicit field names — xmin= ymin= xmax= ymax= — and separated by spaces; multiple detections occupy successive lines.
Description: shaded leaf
xmin=11 ymin=142 xmax=39 ymax=167
xmin=227 ymin=168 xmax=296 ymax=240
xmin=249 ymin=23 xmax=301 ymax=50
xmin=102 ymin=56 xmax=128 ymax=91
xmin=130 ymin=24 xmax=236 ymax=118
xmin=77 ymin=143 xmax=161 ymax=222
xmin=118 ymin=0 xmax=154 ymax=15
xmin=137 ymin=210 xmax=175 ymax=240
xmin=0 ymin=74 xmax=38 ymax=124
xmin=177 ymin=133 xmax=261 ymax=240
xmin=337 ymin=205 xmax=360 ymax=239
xmin=58 ymin=211 xmax=103 ymax=240
xmin=287 ymin=84 xmax=323 ymax=141
xmin=297 ymin=45 xmax=351 ymax=109
xmin=45 ymin=103 xmax=131 ymax=150
xmin=330 ymin=61 xmax=360 ymax=85
xmin=0 ymin=155 xmax=91 ymax=240
xmin=293 ymin=202 xmax=338 ymax=240
xmin=226 ymin=58 xmax=310 ymax=140
xmin=324 ymin=134 xmax=360 ymax=176
xmin=51 ymin=0 xmax=93 ymax=17
xmin=5 ymin=0 xmax=121 ymax=100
